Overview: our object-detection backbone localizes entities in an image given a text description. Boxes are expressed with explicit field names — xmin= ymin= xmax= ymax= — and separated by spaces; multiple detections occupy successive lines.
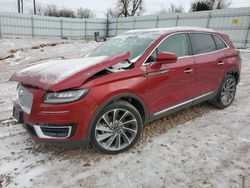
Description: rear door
xmin=189 ymin=33 xmax=226 ymax=97
xmin=145 ymin=33 xmax=195 ymax=116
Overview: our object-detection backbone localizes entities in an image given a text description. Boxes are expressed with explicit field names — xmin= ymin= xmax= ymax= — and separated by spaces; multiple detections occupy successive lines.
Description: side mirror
xmin=152 ymin=52 xmax=177 ymax=68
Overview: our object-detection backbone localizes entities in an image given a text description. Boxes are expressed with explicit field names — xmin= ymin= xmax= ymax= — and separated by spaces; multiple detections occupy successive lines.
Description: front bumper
xmin=25 ymin=123 xmax=76 ymax=139
xmin=13 ymin=86 xmax=97 ymax=145
xmin=23 ymin=123 xmax=89 ymax=147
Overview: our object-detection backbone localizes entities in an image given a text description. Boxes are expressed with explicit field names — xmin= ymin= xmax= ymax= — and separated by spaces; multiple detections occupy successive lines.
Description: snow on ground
xmin=0 ymin=39 xmax=250 ymax=188
xmin=0 ymin=39 xmax=101 ymax=120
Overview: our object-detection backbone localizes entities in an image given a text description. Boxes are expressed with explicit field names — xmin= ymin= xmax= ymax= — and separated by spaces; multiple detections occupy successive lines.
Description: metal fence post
xmin=31 ymin=16 xmax=34 ymax=38
xmin=244 ymin=16 xmax=250 ymax=48
xmin=176 ymin=15 xmax=179 ymax=26
xmin=0 ymin=14 xmax=2 ymax=38
xmin=106 ymin=13 xmax=109 ymax=38
xmin=60 ymin=18 xmax=63 ymax=39
xmin=84 ymin=20 xmax=87 ymax=40
xmin=206 ymin=11 xmax=211 ymax=28
xmin=155 ymin=15 xmax=159 ymax=28
xmin=133 ymin=17 xmax=136 ymax=29
xmin=115 ymin=18 xmax=118 ymax=36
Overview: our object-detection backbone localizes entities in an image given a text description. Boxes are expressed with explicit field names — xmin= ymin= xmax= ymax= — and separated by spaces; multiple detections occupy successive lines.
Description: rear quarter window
xmin=213 ymin=35 xmax=227 ymax=50
xmin=190 ymin=33 xmax=217 ymax=55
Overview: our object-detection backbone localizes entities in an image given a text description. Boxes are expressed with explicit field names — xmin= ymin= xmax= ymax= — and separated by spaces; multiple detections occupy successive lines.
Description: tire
xmin=91 ymin=100 xmax=143 ymax=154
xmin=211 ymin=74 xmax=237 ymax=109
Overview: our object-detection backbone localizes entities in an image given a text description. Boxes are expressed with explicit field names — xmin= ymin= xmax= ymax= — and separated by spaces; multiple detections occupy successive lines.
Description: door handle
xmin=217 ymin=61 xmax=224 ymax=66
xmin=184 ymin=68 xmax=193 ymax=73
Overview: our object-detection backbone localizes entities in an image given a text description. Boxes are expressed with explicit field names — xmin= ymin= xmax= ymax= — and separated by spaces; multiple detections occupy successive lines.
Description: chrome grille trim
xmin=33 ymin=125 xmax=72 ymax=139
xmin=18 ymin=86 xmax=33 ymax=114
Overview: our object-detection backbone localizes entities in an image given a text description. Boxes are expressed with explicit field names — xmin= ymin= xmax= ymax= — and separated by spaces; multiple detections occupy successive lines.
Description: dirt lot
xmin=0 ymin=39 xmax=249 ymax=188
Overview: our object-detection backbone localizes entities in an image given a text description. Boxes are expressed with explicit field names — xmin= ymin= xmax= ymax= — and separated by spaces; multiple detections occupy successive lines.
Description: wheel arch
xmin=225 ymin=67 xmax=240 ymax=84
xmin=86 ymin=93 xmax=148 ymax=142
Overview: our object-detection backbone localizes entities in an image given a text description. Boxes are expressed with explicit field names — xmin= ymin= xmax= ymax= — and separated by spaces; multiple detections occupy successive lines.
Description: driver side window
xmin=146 ymin=33 xmax=189 ymax=63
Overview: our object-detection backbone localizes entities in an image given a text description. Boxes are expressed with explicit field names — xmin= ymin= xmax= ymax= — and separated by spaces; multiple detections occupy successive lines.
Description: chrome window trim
xmin=211 ymin=34 xmax=229 ymax=50
xmin=142 ymin=31 xmax=230 ymax=66
xmin=154 ymin=91 xmax=214 ymax=116
xmin=143 ymin=32 xmax=190 ymax=65
xmin=190 ymin=32 xmax=229 ymax=57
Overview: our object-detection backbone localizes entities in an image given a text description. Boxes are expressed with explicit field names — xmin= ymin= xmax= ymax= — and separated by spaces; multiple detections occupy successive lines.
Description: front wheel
xmin=91 ymin=101 xmax=143 ymax=154
xmin=211 ymin=74 xmax=237 ymax=109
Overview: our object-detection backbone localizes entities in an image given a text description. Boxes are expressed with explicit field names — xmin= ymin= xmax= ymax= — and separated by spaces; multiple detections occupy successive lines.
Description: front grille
xmin=18 ymin=85 xmax=33 ymax=114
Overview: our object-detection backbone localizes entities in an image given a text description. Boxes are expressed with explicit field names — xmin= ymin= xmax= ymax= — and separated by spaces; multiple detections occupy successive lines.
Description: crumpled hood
xmin=9 ymin=52 xmax=130 ymax=91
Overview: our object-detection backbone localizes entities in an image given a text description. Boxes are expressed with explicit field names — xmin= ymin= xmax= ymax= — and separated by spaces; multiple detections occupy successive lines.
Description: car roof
xmin=125 ymin=26 xmax=216 ymax=36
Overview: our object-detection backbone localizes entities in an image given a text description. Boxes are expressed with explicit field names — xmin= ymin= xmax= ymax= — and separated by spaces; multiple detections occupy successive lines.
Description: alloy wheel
xmin=94 ymin=108 xmax=138 ymax=151
xmin=220 ymin=77 xmax=236 ymax=106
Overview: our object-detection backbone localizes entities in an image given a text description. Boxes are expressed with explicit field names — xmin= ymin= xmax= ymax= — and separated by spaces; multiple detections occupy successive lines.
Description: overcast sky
xmin=0 ymin=0 xmax=250 ymax=17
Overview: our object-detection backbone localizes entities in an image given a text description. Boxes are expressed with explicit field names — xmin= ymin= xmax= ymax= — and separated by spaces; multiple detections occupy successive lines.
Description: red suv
xmin=10 ymin=27 xmax=240 ymax=154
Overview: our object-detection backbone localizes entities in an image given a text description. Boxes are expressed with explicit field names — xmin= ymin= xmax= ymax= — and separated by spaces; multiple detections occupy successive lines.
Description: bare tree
xmin=58 ymin=9 xmax=76 ymax=18
xmin=214 ymin=0 xmax=232 ymax=9
xmin=130 ymin=0 xmax=144 ymax=16
xmin=157 ymin=3 xmax=184 ymax=14
xmin=106 ymin=8 xmax=119 ymax=18
xmin=77 ymin=8 xmax=95 ymax=19
xmin=28 ymin=3 xmax=43 ymax=15
xmin=44 ymin=5 xmax=76 ymax=18
xmin=191 ymin=0 xmax=231 ymax=12
xmin=44 ymin=5 xmax=58 ymax=17
xmin=168 ymin=3 xmax=184 ymax=13
xmin=36 ymin=4 xmax=44 ymax=15
xmin=109 ymin=0 xmax=144 ymax=17
xmin=157 ymin=8 xmax=168 ymax=14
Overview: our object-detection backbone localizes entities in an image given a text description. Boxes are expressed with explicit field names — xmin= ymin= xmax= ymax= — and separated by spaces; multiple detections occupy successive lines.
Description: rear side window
xmin=157 ymin=33 xmax=190 ymax=57
xmin=190 ymin=33 xmax=216 ymax=55
xmin=213 ymin=35 xmax=227 ymax=50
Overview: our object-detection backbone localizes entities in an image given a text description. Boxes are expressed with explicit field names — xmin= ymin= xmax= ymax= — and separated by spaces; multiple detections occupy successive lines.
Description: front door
xmin=145 ymin=33 xmax=195 ymax=117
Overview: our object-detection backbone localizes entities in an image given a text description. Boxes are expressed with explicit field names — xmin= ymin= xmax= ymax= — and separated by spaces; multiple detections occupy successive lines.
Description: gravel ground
xmin=0 ymin=39 xmax=249 ymax=188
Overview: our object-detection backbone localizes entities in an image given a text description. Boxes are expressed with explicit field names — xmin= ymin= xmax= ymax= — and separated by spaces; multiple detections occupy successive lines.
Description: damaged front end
xmin=9 ymin=51 xmax=131 ymax=92
xmin=9 ymin=51 xmax=133 ymax=142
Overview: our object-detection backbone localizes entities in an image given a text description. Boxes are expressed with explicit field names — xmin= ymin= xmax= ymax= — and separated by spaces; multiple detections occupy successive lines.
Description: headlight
xmin=43 ymin=88 xmax=89 ymax=104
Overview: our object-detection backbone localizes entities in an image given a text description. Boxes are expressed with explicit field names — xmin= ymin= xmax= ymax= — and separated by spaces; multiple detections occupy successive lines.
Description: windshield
xmin=88 ymin=33 xmax=160 ymax=61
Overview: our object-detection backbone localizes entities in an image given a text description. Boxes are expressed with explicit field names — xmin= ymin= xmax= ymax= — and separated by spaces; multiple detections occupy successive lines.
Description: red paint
xmin=10 ymin=28 xmax=240 ymax=144
xmin=10 ymin=52 xmax=130 ymax=92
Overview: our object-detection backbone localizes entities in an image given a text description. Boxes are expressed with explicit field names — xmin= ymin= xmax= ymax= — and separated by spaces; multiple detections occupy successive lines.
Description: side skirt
xmin=149 ymin=91 xmax=216 ymax=122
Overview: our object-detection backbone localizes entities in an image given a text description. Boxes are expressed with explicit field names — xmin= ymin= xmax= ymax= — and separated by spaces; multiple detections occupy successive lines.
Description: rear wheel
xmin=211 ymin=74 xmax=237 ymax=109
xmin=91 ymin=101 xmax=143 ymax=154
